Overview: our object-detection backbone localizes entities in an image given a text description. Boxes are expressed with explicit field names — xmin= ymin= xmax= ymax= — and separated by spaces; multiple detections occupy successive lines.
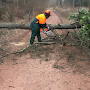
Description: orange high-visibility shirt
xmin=36 ymin=14 xmax=46 ymax=24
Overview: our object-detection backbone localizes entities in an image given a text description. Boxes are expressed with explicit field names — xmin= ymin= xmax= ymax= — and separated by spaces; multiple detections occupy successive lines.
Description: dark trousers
xmin=30 ymin=23 xmax=41 ymax=45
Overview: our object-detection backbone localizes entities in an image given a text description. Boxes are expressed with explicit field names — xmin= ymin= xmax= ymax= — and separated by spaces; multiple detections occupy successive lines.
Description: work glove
xmin=45 ymin=26 xmax=50 ymax=31
xmin=47 ymin=26 xmax=50 ymax=31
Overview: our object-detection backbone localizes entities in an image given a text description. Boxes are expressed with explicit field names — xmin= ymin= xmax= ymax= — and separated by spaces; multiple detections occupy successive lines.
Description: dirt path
xmin=0 ymin=11 xmax=90 ymax=90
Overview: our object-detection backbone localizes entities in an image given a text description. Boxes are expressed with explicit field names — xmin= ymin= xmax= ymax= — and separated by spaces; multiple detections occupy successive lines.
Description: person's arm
xmin=45 ymin=23 xmax=50 ymax=31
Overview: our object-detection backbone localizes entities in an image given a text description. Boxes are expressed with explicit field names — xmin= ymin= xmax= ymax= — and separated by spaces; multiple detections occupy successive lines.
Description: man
xmin=30 ymin=10 xmax=51 ymax=45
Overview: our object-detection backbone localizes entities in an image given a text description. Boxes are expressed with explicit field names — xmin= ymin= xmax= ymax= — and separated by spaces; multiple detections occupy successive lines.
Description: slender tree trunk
xmin=23 ymin=0 xmax=25 ymax=6
xmin=16 ymin=0 xmax=18 ymax=11
xmin=89 ymin=0 xmax=90 ymax=11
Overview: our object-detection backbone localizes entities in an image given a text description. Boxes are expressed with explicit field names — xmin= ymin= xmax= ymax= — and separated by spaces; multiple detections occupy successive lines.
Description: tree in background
xmin=64 ymin=0 xmax=73 ymax=6
xmin=57 ymin=0 xmax=62 ymax=7
xmin=0 ymin=0 xmax=49 ymax=21
xmin=63 ymin=0 xmax=89 ymax=7
xmin=73 ymin=0 xmax=81 ymax=7
xmin=0 ymin=0 xmax=89 ymax=21
xmin=88 ymin=0 xmax=90 ymax=11
xmin=81 ymin=0 xmax=88 ymax=7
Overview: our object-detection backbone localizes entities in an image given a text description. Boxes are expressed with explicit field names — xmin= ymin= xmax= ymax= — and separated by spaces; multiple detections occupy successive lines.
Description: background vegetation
xmin=0 ymin=0 xmax=49 ymax=21
xmin=0 ymin=0 xmax=90 ymax=22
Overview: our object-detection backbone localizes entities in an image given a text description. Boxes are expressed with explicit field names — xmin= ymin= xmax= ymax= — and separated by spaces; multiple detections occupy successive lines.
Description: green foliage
xmin=69 ymin=8 xmax=90 ymax=48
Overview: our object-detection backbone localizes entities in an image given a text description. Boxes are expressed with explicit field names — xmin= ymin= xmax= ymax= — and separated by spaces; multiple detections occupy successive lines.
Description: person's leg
xmin=30 ymin=22 xmax=40 ymax=44
xmin=30 ymin=28 xmax=37 ymax=45
xmin=30 ymin=33 xmax=35 ymax=45
xmin=37 ymin=31 xmax=41 ymax=42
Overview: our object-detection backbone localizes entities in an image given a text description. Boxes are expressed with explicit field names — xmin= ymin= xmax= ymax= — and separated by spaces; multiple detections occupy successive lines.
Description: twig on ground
xmin=1 ymin=41 xmax=56 ymax=59
xmin=35 ymin=42 xmax=56 ymax=45
xmin=1 ymin=45 xmax=31 ymax=59
xmin=63 ymin=31 xmax=70 ymax=40
xmin=51 ymin=29 xmax=63 ymax=44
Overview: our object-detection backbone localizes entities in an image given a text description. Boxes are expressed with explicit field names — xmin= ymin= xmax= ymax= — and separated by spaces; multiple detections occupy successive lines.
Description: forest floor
xmin=0 ymin=8 xmax=90 ymax=90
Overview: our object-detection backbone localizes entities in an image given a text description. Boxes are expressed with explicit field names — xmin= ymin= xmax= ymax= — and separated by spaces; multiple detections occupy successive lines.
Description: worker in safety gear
xmin=30 ymin=10 xmax=51 ymax=45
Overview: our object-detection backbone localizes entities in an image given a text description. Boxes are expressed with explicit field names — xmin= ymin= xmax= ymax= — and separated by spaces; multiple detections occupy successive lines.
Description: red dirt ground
xmin=0 ymin=11 xmax=90 ymax=90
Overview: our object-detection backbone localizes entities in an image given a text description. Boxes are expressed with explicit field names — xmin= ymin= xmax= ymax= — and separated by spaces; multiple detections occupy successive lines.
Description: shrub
xmin=69 ymin=8 xmax=90 ymax=48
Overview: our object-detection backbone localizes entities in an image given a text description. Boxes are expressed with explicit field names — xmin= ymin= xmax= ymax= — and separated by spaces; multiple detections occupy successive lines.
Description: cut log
xmin=49 ymin=23 xmax=81 ymax=29
xmin=0 ymin=23 xmax=31 ymax=30
xmin=0 ymin=22 xmax=81 ymax=30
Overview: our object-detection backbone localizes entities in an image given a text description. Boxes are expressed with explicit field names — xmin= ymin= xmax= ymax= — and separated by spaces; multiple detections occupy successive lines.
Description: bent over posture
xmin=30 ymin=10 xmax=51 ymax=45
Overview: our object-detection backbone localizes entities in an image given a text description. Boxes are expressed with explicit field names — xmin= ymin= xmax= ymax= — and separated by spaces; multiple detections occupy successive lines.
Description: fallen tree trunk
xmin=0 ymin=23 xmax=31 ymax=30
xmin=49 ymin=23 xmax=81 ymax=29
xmin=0 ymin=22 xmax=81 ymax=30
